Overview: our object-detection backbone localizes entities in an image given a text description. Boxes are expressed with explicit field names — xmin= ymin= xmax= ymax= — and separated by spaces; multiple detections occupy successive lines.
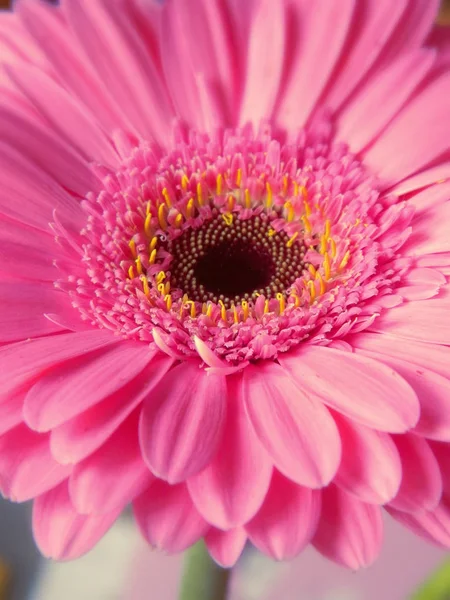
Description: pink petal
xmin=69 ymin=412 xmax=153 ymax=515
xmin=0 ymin=425 xmax=71 ymax=502
xmin=276 ymin=0 xmax=355 ymax=129
xmin=313 ymin=486 xmax=383 ymax=569
xmin=363 ymin=73 xmax=450 ymax=186
xmin=188 ymin=375 xmax=272 ymax=529
xmin=133 ymin=480 xmax=209 ymax=553
xmin=50 ymin=355 xmax=173 ymax=464
xmin=24 ymin=341 xmax=155 ymax=432
xmin=280 ymin=345 xmax=420 ymax=433
xmin=246 ymin=471 xmax=321 ymax=561
xmin=333 ymin=413 xmax=401 ymax=505
xmin=405 ymin=181 xmax=450 ymax=214
xmin=0 ymin=391 xmax=25 ymax=435
xmin=205 ymin=528 xmax=247 ymax=568
xmin=336 ymin=49 xmax=434 ymax=152
xmin=139 ymin=362 xmax=226 ymax=484
xmin=389 ymin=434 xmax=442 ymax=513
xmin=0 ymin=330 xmax=116 ymax=398
xmin=239 ymin=0 xmax=285 ymax=125
xmin=388 ymin=496 xmax=450 ymax=549
xmin=405 ymin=201 xmax=450 ymax=257
xmin=243 ymin=362 xmax=341 ymax=488
xmin=370 ymin=296 xmax=450 ymax=346
xmin=391 ymin=164 xmax=450 ymax=196
xmin=396 ymin=267 xmax=446 ymax=301
xmin=33 ymin=480 xmax=120 ymax=560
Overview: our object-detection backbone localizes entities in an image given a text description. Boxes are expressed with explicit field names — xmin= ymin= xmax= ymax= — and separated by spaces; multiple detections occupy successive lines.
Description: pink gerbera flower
xmin=1 ymin=0 xmax=450 ymax=570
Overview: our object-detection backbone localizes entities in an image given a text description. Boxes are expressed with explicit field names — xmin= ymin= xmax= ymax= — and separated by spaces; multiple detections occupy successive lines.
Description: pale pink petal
xmin=370 ymin=296 xmax=450 ymax=346
xmin=188 ymin=375 xmax=272 ymax=529
xmin=391 ymin=164 xmax=450 ymax=196
xmin=205 ymin=528 xmax=247 ymax=568
xmin=280 ymin=346 xmax=420 ymax=433
xmin=405 ymin=202 xmax=450 ymax=256
xmin=243 ymin=362 xmax=341 ymax=488
xmin=50 ymin=356 xmax=173 ymax=464
xmin=0 ymin=330 xmax=116 ymax=398
xmin=133 ymin=480 xmax=209 ymax=553
xmin=24 ymin=341 xmax=155 ymax=432
xmin=403 ymin=181 xmax=450 ymax=214
xmin=246 ymin=471 xmax=321 ymax=561
xmin=0 ymin=425 xmax=71 ymax=502
xmin=363 ymin=74 xmax=450 ymax=186
xmin=389 ymin=435 xmax=442 ymax=513
xmin=333 ymin=413 xmax=401 ymax=505
xmin=396 ymin=267 xmax=446 ymax=301
xmin=69 ymin=412 xmax=153 ymax=515
xmin=388 ymin=496 xmax=450 ymax=549
xmin=239 ymin=0 xmax=285 ymax=125
xmin=276 ymin=0 xmax=355 ymax=129
xmin=33 ymin=481 xmax=120 ymax=560
xmin=336 ymin=49 xmax=434 ymax=152
xmin=0 ymin=391 xmax=25 ymax=435
xmin=140 ymin=362 xmax=226 ymax=484
xmin=313 ymin=486 xmax=383 ymax=570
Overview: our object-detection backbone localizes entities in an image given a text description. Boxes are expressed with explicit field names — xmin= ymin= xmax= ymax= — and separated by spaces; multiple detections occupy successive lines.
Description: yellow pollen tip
xmin=284 ymin=201 xmax=295 ymax=222
xmin=186 ymin=198 xmax=195 ymax=219
xmin=149 ymin=237 xmax=158 ymax=253
xmin=307 ymin=280 xmax=316 ymax=302
xmin=162 ymin=187 xmax=172 ymax=208
xmin=264 ymin=299 xmax=270 ymax=314
xmin=329 ymin=238 xmax=337 ymax=258
xmin=158 ymin=204 xmax=167 ymax=230
xmin=316 ymin=271 xmax=326 ymax=295
xmin=282 ymin=175 xmax=289 ymax=194
xmin=156 ymin=271 xmax=166 ymax=285
xmin=301 ymin=215 xmax=312 ymax=233
xmin=164 ymin=281 xmax=171 ymax=295
xmin=339 ymin=250 xmax=351 ymax=270
xmin=149 ymin=248 xmax=157 ymax=264
xmin=157 ymin=283 xmax=165 ymax=295
xmin=293 ymin=181 xmax=299 ymax=197
xmin=222 ymin=212 xmax=233 ymax=226
xmin=186 ymin=300 xmax=196 ymax=318
xmin=320 ymin=234 xmax=327 ymax=254
xmin=233 ymin=304 xmax=239 ymax=323
xmin=300 ymin=186 xmax=308 ymax=202
xmin=165 ymin=294 xmax=172 ymax=311
xmin=244 ymin=188 xmax=251 ymax=209
xmin=206 ymin=303 xmax=213 ymax=318
xmin=140 ymin=275 xmax=150 ymax=296
xmin=276 ymin=293 xmax=286 ymax=313
xmin=241 ymin=300 xmax=249 ymax=320
xmin=128 ymin=239 xmax=137 ymax=258
xmin=181 ymin=175 xmax=189 ymax=191
xmin=146 ymin=201 xmax=151 ymax=216
xmin=227 ymin=194 xmax=235 ymax=211
xmin=196 ymin=182 xmax=204 ymax=206
xmin=174 ymin=213 xmax=183 ymax=228
xmin=216 ymin=174 xmax=223 ymax=195
xmin=325 ymin=219 xmax=331 ymax=240
xmin=268 ymin=228 xmax=277 ymax=237
xmin=135 ymin=256 xmax=143 ymax=275
xmin=323 ymin=252 xmax=331 ymax=280
xmin=128 ymin=265 xmax=135 ymax=279
xmin=308 ymin=264 xmax=317 ymax=277
xmin=286 ymin=232 xmax=299 ymax=248
xmin=144 ymin=213 xmax=152 ymax=237
xmin=266 ymin=182 xmax=273 ymax=208
xmin=219 ymin=300 xmax=227 ymax=321
xmin=290 ymin=290 xmax=301 ymax=307
xmin=236 ymin=168 xmax=242 ymax=187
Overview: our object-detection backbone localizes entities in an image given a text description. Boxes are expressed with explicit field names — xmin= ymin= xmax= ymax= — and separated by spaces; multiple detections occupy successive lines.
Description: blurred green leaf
xmin=412 ymin=560 xmax=450 ymax=600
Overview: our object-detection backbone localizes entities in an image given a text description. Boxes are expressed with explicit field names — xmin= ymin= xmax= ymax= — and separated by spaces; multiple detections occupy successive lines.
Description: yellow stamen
xmin=264 ymin=299 xmax=270 ymax=314
xmin=323 ymin=252 xmax=331 ymax=280
xmin=222 ymin=212 xmax=233 ymax=226
xmin=164 ymin=281 xmax=171 ymax=295
xmin=286 ymin=232 xmax=299 ymax=248
xmin=146 ymin=201 xmax=151 ymax=216
xmin=206 ymin=303 xmax=213 ymax=318
xmin=282 ymin=175 xmax=289 ymax=194
xmin=324 ymin=219 xmax=331 ymax=240
xmin=158 ymin=203 xmax=167 ymax=230
xmin=301 ymin=214 xmax=312 ymax=233
xmin=227 ymin=194 xmax=235 ymax=212
xmin=149 ymin=248 xmax=157 ymax=264
xmin=128 ymin=265 xmax=135 ymax=279
xmin=165 ymin=294 xmax=172 ymax=311
xmin=128 ymin=239 xmax=137 ymax=258
xmin=149 ymin=237 xmax=158 ymax=253
xmin=276 ymin=293 xmax=285 ymax=313
xmin=186 ymin=198 xmax=195 ymax=219
xmin=300 ymin=186 xmax=308 ymax=202
xmin=216 ymin=174 xmax=223 ymax=195
xmin=307 ymin=280 xmax=316 ymax=302
xmin=144 ymin=213 xmax=152 ymax=237
xmin=329 ymin=237 xmax=337 ymax=258
xmin=174 ymin=213 xmax=183 ymax=228
xmin=156 ymin=271 xmax=166 ymax=285
xmin=186 ymin=300 xmax=196 ymax=318
xmin=244 ymin=188 xmax=251 ymax=209
xmin=241 ymin=300 xmax=249 ymax=320
xmin=233 ymin=304 xmax=239 ymax=323
xmin=339 ymin=250 xmax=351 ymax=270
xmin=316 ymin=271 xmax=326 ymax=295
xmin=181 ymin=174 xmax=189 ymax=191
xmin=140 ymin=275 xmax=150 ymax=296
xmin=202 ymin=302 xmax=208 ymax=315
xmin=157 ymin=283 xmax=165 ymax=295
xmin=219 ymin=300 xmax=227 ymax=321
xmin=236 ymin=168 xmax=242 ymax=187
xmin=196 ymin=182 xmax=204 ymax=206
xmin=135 ymin=255 xmax=143 ymax=275
xmin=290 ymin=290 xmax=301 ymax=308
xmin=308 ymin=264 xmax=317 ymax=277
xmin=162 ymin=187 xmax=172 ymax=208
xmin=320 ymin=234 xmax=327 ymax=254
xmin=266 ymin=182 xmax=273 ymax=209
xmin=268 ymin=228 xmax=277 ymax=237
xmin=293 ymin=181 xmax=299 ymax=197
xmin=284 ymin=201 xmax=294 ymax=222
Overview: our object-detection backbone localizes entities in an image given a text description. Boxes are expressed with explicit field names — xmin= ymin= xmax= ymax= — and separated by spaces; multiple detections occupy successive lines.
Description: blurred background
xmin=0 ymin=0 xmax=449 ymax=599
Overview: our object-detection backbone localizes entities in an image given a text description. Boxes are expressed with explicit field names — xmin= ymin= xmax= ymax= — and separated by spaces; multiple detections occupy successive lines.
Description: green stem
xmin=178 ymin=541 xmax=231 ymax=600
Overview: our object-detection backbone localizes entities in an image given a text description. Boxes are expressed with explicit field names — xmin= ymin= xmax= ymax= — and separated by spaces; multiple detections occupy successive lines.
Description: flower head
xmin=1 ymin=0 xmax=450 ymax=568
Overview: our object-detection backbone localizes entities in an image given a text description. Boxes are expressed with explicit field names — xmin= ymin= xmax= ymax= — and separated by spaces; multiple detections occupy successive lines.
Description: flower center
xmin=167 ymin=214 xmax=306 ymax=307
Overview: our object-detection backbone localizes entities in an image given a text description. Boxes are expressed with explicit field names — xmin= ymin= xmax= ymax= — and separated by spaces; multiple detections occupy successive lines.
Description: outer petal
xmin=205 ymin=528 xmax=247 ymax=568
xmin=133 ymin=480 xmax=209 ymax=553
xmin=24 ymin=341 xmax=155 ymax=432
xmin=388 ymin=496 xmax=450 ymax=549
xmin=313 ymin=486 xmax=384 ymax=569
xmin=280 ymin=346 xmax=420 ymax=433
xmin=188 ymin=374 xmax=272 ymax=529
xmin=33 ymin=480 xmax=120 ymax=560
xmin=243 ymin=362 xmax=341 ymax=488
xmin=69 ymin=412 xmax=153 ymax=515
xmin=246 ymin=471 xmax=321 ymax=561
xmin=333 ymin=413 xmax=402 ymax=505
xmin=429 ymin=441 xmax=450 ymax=496
xmin=389 ymin=435 xmax=442 ymax=513
xmin=140 ymin=362 xmax=226 ymax=484
xmin=0 ymin=425 xmax=71 ymax=502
